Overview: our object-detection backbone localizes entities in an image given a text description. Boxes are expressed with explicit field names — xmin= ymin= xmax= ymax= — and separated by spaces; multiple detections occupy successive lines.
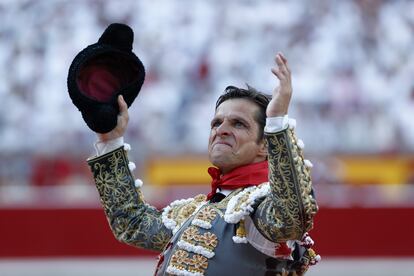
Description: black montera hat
xmin=67 ymin=23 xmax=145 ymax=133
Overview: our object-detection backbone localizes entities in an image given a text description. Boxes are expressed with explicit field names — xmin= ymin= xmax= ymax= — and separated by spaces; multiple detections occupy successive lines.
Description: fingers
xmin=96 ymin=95 xmax=129 ymax=141
xmin=118 ymin=95 xmax=128 ymax=113
xmin=271 ymin=52 xmax=291 ymax=81
xmin=118 ymin=95 xmax=129 ymax=122
xmin=271 ymin=67 xmax=283 ymax=80
xmin=278 ymin=52 xmax=288 ymax=64
xmin=267 ymin=52 xmax=293 ymax=117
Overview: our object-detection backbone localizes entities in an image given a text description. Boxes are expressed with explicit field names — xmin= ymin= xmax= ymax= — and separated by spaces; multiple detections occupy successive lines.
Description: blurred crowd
xmin=0 ymin=0 xmax=413 ymax=189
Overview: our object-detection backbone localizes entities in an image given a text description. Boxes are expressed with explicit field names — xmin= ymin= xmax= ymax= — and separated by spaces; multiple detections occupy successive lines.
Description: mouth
xmin=213 ymin=141 xmax=232 ymax=148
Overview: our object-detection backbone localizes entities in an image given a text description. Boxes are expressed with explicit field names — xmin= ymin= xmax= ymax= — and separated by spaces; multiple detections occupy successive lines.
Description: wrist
xmin=266 ymin=108 xmax=287 ymax=117
xmin=94 ymin=136 xmax=125 ymax=156
xmin=97 ymin=132 xmax=122 ymax=142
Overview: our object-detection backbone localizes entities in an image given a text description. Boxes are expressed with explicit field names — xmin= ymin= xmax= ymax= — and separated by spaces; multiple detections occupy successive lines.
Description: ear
xmin=257 ymin=138 xmax=268 ymax=159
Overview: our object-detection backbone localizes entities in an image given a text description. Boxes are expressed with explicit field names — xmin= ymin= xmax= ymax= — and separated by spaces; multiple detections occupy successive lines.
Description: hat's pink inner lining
xmin=77 ymin=65 xmax=121 ymax=102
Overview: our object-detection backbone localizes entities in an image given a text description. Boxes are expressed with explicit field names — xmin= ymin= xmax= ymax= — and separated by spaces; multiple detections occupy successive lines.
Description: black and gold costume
xmin=88 ymin=126 xmax=318 ymax=275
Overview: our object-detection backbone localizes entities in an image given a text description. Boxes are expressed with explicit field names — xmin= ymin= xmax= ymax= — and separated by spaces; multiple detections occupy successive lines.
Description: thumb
xmin=118 ymin=95 xmax=128 ymax=115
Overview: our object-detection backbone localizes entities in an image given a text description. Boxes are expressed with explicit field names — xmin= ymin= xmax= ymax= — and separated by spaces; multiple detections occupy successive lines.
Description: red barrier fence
xmin=1 ymin=207 xmax=413 ymax=257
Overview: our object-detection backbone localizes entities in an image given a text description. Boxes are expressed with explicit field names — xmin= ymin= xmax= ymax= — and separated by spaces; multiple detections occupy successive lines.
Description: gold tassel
xmin=236 ymin=219 xmax=246 ymax=238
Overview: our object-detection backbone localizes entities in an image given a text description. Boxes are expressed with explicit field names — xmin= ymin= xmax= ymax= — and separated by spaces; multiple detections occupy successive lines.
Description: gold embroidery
xmin=195 ymin=206 xmax=217 ymax=222
xmin=88 ymin=147 xmax=172 ymax=252
xmin=234 ymin=193 xmax=250 ymax=212
xmin=253 ymin=129 xmax=318 ymax=242
xmin=181 ymin=226 xmax=218 ymax=251
xmin=166 ymin=195 xmax=207 ymax=231
xmin=212 ymin=189 xmax=240 ymax=210
xmin=190 ymin=254 xmax=209 ymax=271
xmin=182 ymin=226 xmax=199 ymax=241
xmin=201 ymin=232 xmax=218 ymax=250
xmin=169 ymin=250 xmax=209 ymax=274
xmin=171 ymin=249 xmax=189 ymax=266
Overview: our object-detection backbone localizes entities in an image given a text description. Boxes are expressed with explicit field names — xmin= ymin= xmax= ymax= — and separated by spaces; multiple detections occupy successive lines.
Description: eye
xmin=234 ymin=121 xmax=246 ymax=128
xmin=211 ymin=120 xmax=221 ymax=129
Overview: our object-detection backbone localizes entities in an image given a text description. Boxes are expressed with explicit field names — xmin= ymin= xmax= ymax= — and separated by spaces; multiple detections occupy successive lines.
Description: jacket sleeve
xmin=252 ymin=126 xmax=318 ymax=242
xmin=87 ymin=146 xmax=172 ymax=252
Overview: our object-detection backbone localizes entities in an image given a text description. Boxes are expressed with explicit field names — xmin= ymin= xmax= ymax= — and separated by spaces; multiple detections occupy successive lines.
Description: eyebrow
xmin=230 ymin=116 xmax=250 ymax=126
xmin=211 ymin=115 xmax=251 ymax=127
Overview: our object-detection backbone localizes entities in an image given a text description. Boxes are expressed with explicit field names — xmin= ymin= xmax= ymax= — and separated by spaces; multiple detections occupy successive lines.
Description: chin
xmin=209 ymin=155 xmax=224 ymax=166
xmin=209 ymin=157 xmax=233 ymax=171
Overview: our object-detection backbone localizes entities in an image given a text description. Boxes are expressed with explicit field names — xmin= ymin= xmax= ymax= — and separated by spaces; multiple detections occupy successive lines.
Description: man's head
xmin=208 ymin=85 xmax=271 ymax=174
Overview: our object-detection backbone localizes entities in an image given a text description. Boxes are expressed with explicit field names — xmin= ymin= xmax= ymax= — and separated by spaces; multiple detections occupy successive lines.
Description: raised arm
xmin=87 ymin=96 xmax=172 ymax=251
xmin=252 ymin=53 xmax=318 ymax=242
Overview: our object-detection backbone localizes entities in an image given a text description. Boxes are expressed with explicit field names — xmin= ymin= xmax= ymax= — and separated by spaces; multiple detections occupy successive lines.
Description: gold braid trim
xmin=162 ymin=194 xmax=207 ymax=234
xmin=88 ymin=146 xmax=172 ymax=252
xmin=167 ymin=249 xmax=209 ymax=275
xmin=253 ymin=128 xmax=318 ymax=242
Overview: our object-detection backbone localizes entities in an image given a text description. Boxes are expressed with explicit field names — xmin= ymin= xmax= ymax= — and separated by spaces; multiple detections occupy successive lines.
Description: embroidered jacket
xmin=88 ymin=126 xmax=319 ymax=275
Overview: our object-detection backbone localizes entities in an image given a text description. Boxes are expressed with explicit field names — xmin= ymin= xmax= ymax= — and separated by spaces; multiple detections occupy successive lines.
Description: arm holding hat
xmin=73 ymin=24 xmax=173 ymax=252
xmin=87 ymin=97 xmax=173 ymax=251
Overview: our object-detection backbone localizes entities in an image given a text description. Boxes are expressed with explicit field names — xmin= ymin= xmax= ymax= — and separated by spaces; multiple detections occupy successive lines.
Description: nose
xmin=216 ymin=121 xmax=230 ymax=137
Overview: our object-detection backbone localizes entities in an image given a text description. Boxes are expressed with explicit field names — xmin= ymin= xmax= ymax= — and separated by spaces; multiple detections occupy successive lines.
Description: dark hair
xmin=215 ymin=85 xmax=271 ymax=142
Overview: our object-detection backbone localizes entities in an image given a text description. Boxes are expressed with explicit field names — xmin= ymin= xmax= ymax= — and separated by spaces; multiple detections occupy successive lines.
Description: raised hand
xmin=97 ymin=95 xmax=129 ymax=142
xmin=266 ymin=52 xmax=293 ymax=117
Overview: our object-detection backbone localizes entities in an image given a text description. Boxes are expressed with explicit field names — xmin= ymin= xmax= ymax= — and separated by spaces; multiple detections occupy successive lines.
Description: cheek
xmin=235 ymin=136 xmax=257 ymax=152
xmin=208 ymin=131 xmax=215 ymax=146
